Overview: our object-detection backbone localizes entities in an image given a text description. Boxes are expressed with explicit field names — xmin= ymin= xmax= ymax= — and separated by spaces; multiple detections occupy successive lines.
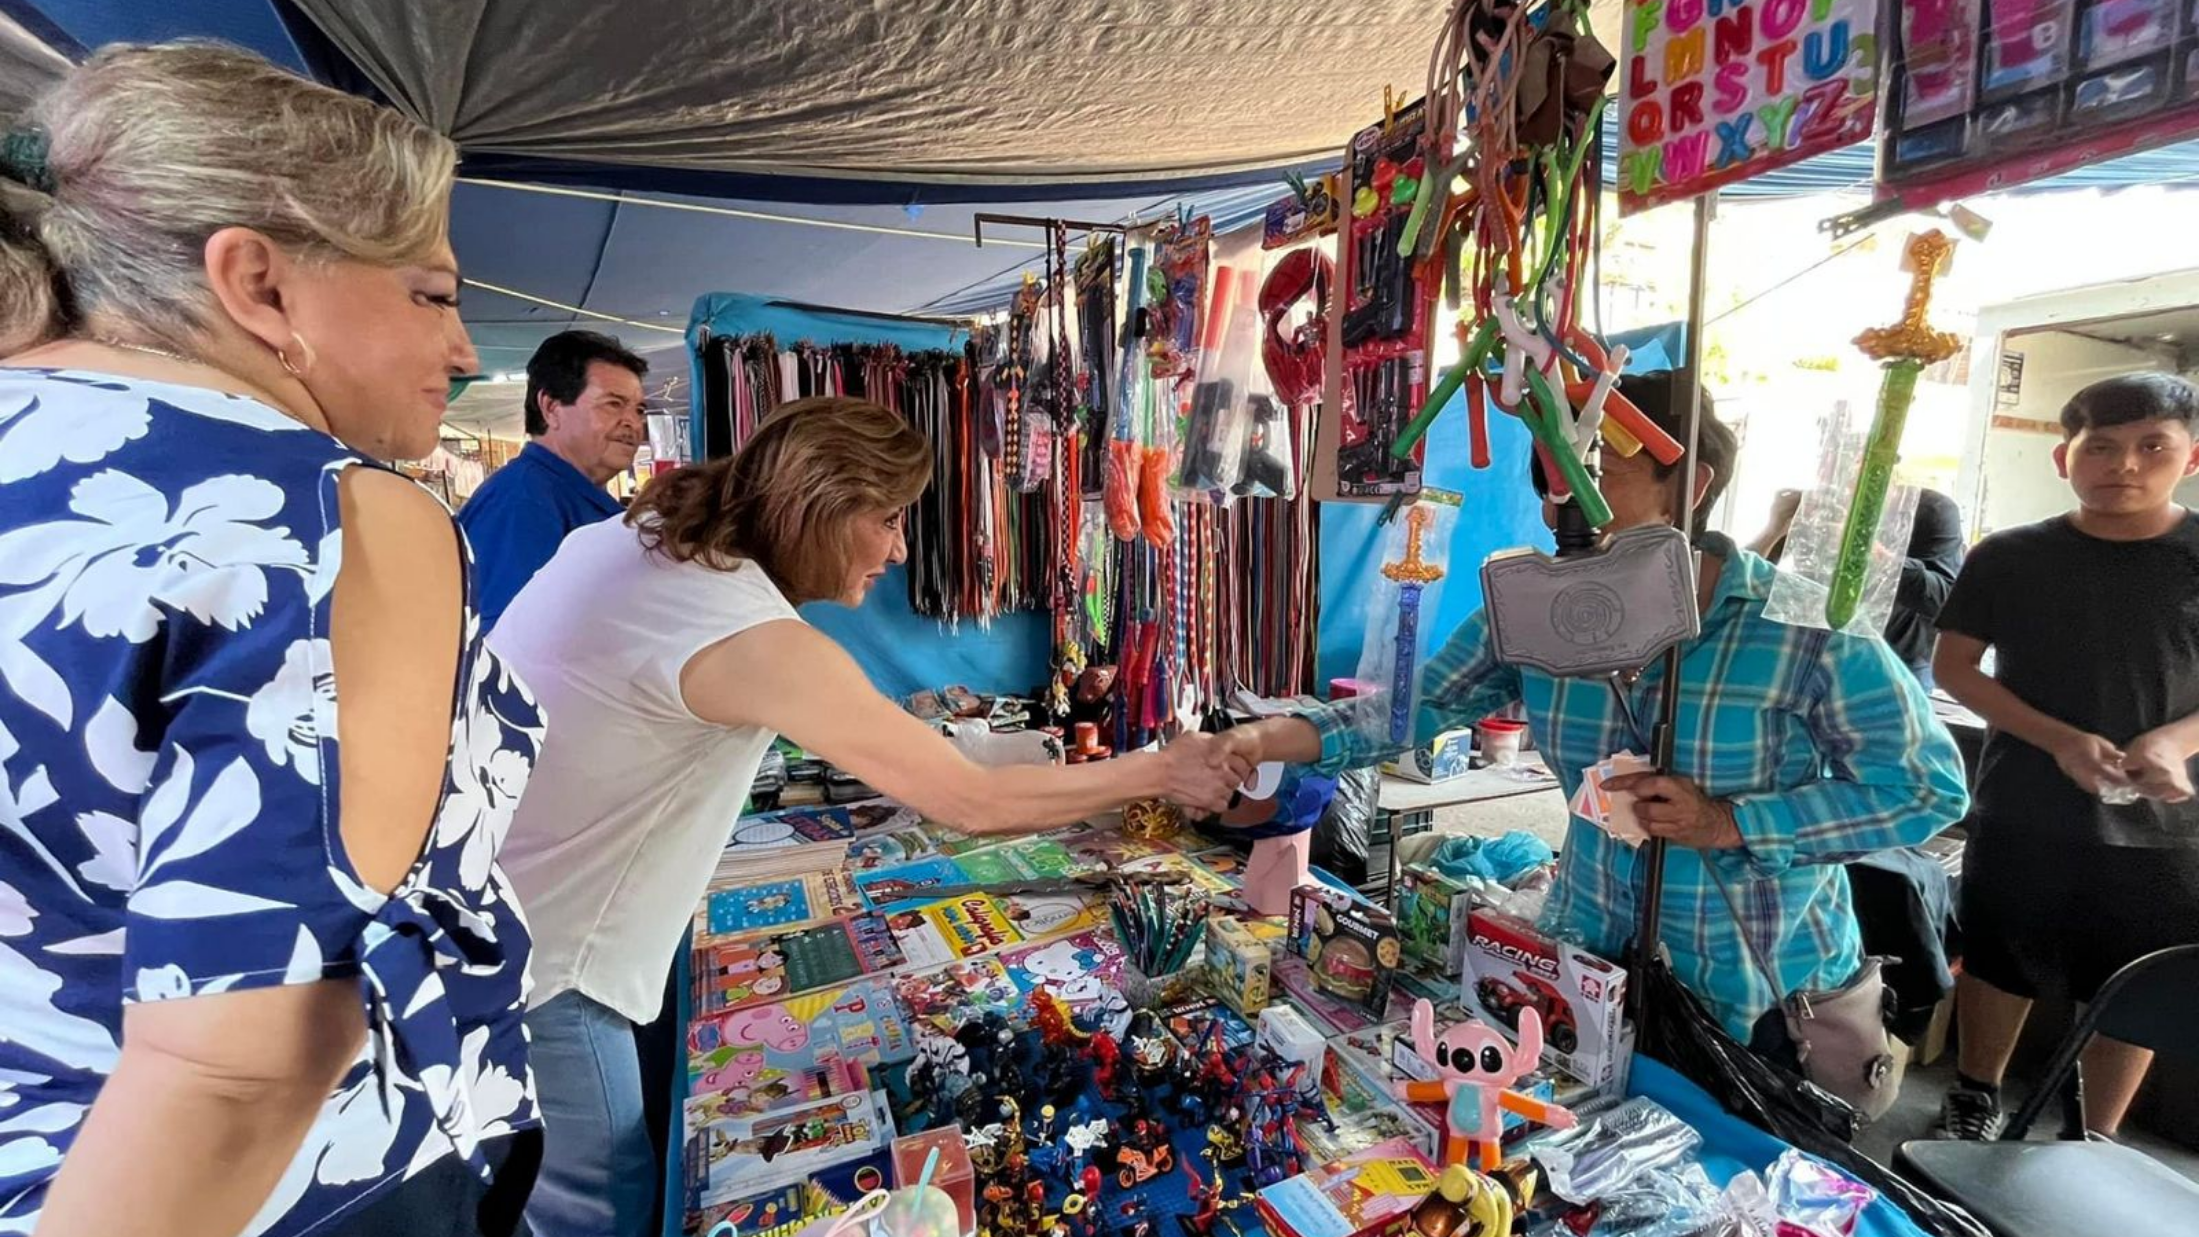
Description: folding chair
xmin=1896 ymin=944 xmax=2199 ymax=1237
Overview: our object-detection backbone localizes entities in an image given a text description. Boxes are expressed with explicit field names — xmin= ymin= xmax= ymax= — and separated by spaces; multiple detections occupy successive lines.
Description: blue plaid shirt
xmin=1303 ymin=535 xmax=1968 ymax=1037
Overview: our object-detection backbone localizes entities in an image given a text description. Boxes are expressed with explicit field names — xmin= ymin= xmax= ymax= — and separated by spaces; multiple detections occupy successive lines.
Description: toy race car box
xmin=1459 ymin=909 xmax=1628 ymax=1087
xmin=1288 ymin=885 xmax=1402 ymax=1018
xmin=1254 ymin=1137 xmax=1439 ymax=1237
xmin=1394 ymin=864 xmax=1475 ymax=975
xmin=1379 ymin=728 xmax=1474 ymax=784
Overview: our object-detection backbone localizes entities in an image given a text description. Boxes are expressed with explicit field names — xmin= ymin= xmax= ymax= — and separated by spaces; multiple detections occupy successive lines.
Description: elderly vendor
xmin=1221 ymin=373 xmax=1968 ymax=1058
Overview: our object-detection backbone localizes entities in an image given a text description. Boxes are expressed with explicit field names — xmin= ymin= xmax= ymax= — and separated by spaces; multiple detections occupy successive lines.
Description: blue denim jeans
xmin=524 ymin=991 xmax=657 ymax=1237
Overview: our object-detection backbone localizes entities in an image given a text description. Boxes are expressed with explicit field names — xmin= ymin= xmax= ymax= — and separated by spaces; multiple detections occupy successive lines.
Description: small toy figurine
xmin=1205 ymin=1114 xmax=1246 ymax=1166
xmin=1114 ymin=1198 xmax=1157 ymax=1237
xmin=1178 ymin=1150 xmax=1248 ymax=1237
xmin=1112 ymin=1116 xmax=1176 ymax=1188
xmin=1025 ymin=1179 xmax=1048 ymax=1226
xmin=959 ymin=1012 xmax=1017 ymax=1086
xmin=1407 ymin=1164 xmax=1512 ymax=1237
xmin=1032 ymin=988 xmax=1090 ymax=1049
xmin=1394 ymin=998 xmax=1575 ymax=1170
xmin=1091 ymin=1031 xmax=1124 ymax=1098
xmin=1123 ymin=1011 xmax=1177 ymax=1085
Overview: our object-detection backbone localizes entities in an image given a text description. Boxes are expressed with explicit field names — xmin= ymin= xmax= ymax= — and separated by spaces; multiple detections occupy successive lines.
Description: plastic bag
xmin=1763 ymin=398 xmax=1921 ymax=636
xmin=1721 ymin=1151 xmax=1877 ymax=1237
xmin=1176 ymin=267 xmax=1262 ymax=498
xmin=1577 ymin=1162 xmax=1730 ymax=1237
xmin=1311 ymin=766 xmax=1376 ymax=884
xmin=1422 ymin=831 xmax=1556 ymax=886
xmin=1532 ymin=1098 xmax=1704 ymax=1205
xmin=1349 ymin=502 xmax=1458 ymax=750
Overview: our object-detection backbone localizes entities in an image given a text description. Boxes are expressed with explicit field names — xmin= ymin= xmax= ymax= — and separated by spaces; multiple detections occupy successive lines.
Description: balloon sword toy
xmin=1827 ymin=232 xmax=1962 ymax=629
xmin=1383 ymin=505 xmax=1446 ymax=745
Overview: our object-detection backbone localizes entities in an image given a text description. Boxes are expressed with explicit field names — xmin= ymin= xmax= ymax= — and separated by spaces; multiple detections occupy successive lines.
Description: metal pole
xmin=1636 ymin=189 xmax=1717 ymax=986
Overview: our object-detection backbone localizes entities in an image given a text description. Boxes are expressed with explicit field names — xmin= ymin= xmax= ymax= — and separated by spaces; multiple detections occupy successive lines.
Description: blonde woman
xmin=492 ymin=396 xmax=1250 ymax=1237
xmin=0 ymin=44 xmax=541 ymax=1236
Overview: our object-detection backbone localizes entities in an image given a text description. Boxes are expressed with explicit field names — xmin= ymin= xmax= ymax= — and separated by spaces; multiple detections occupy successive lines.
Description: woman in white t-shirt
xmin=490 ymin=396 xmax=1250 ymax=1237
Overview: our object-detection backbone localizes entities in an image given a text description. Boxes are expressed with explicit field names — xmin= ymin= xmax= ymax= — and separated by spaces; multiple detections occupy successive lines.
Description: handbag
xmin=1710 ymin=871 xmax=1905 ymax=1122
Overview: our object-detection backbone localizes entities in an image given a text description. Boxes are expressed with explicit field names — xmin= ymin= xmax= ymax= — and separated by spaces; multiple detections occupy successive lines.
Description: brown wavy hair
xmin=627 ymin=396 xmax=933 ymax=604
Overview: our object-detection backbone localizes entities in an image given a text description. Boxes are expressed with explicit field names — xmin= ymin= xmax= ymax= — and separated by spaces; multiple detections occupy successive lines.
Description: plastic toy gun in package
xmin=1331 ymin=98 xmax=1432 ymax=499
xmin=1479 ymin=526 xmax=1699 ymax=679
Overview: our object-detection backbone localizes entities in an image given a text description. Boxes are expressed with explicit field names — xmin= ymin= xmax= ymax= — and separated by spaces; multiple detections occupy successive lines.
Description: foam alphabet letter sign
xmin=1619 ymin=0 xmax=1881 ymax=213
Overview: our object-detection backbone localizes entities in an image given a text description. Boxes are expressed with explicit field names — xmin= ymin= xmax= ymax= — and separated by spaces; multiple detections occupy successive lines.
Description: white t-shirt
xmin=490 ymin=517 xmax=798 ymax=1023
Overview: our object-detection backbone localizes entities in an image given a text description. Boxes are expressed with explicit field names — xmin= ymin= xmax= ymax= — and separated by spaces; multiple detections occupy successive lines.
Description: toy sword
xmin=1828 ymin=232 xmax=1962 ymax=629
xmin=1382 ymin=505 xmax=1446 ymax=745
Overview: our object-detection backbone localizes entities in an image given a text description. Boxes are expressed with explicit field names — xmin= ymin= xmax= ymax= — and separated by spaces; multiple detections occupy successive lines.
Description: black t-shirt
xmin=1937 ymin=513 xmax=2199 ymax=848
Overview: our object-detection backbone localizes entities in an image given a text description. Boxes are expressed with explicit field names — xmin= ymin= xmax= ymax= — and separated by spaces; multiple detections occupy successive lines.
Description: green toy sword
xmin=1827 ymin=232 xmax=1961 ymax=630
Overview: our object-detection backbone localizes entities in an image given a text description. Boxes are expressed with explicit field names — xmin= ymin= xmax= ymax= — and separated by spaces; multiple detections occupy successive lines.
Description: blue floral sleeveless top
xmin=0 ymin=370 xmax=543 ymax=1235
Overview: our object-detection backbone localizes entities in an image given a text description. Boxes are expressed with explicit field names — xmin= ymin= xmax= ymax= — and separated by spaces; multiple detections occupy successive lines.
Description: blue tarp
xmin=1630 ymin=1057 xmax=1932 ymax=1237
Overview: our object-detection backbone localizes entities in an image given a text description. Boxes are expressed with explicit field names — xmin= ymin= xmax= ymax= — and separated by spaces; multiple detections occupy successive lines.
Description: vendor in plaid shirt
xmin=1225 ymin=372 xmax=1968 ymax=1051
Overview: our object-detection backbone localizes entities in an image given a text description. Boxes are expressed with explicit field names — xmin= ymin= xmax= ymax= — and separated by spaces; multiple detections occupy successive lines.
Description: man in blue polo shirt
xmin=461 ymin=330 xmax=649 ymax=630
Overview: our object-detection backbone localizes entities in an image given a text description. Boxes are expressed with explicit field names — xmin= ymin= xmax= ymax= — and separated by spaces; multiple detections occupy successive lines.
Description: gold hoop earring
xmin=277 ymin=331 xmax=317 ymax=379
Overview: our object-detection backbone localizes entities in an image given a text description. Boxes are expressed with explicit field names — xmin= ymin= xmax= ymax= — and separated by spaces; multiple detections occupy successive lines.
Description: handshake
xmin=1151 ymin=727 xmax=1271 ymax=816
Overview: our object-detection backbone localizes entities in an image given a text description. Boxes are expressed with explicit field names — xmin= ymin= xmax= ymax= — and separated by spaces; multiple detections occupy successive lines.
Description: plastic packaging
xmin=1532 ymin=1097 xmax=1704 ymax=1205
xmin=1105 ymin=245 xmax=1151 ymax=541
xmin=1349 ymin=502 xmax=1458 ymax=750
xmin=1763 ymin=399 xmax=1922 ymax=637
xmin=1177 ymin=267 xmax=1263 ymax=497
xmin=1232 ymin=392 xmax=1299 ymax=499
xmin=1722 ymin=1151 xmax=1878 ymax=1237
xmin=1576 ymin=1162 xmax=1728 ymax=1237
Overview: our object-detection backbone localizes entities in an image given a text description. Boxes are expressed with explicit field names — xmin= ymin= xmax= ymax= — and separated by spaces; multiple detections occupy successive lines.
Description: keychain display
xmin=1077 ymin=237 xmax=1120 ymax=498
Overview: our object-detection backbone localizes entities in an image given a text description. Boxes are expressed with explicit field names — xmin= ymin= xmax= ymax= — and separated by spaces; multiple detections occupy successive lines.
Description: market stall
xmin=13 ymin=1 xmax=2199 ymax=1235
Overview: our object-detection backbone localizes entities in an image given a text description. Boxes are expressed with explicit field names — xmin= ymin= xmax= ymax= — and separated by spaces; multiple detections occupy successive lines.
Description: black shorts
xmin=1960 ymin=821 xmax=2199 ymax=1002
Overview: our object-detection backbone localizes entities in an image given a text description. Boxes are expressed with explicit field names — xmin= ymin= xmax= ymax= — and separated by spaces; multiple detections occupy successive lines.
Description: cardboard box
xmin=1257 ymin=1004 xmax=1328 ymax=1078
xmin=1313 ymin=1040 xmax=1443 ymax=1161
xmin=687 ymin=1064 xmax=894 ymax=1207
xmin=1380 ymin=728 xmax=1474 ymax=783
xmin=1254 ymin=1137 xmax=1439 ymax=1237
xmin=1395 ymin=865 xmax=1475 ymax=974
xmin=1288 ymin=886 xmax=1402 ymax=1018
xmin=1205 ymin=914 xmax=1272 ymax=1014
xmin=1459 ymin=909 xmax=1629 ymax=1088
xmin=892 ymin=1125 xmax=976 ymax=1237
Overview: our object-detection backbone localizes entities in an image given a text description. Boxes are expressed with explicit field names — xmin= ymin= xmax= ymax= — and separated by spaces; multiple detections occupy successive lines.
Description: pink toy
xmin=1242 ymin=832 xmax=1312 ymax=916
xmin=1394 ymin=997 xmax=1576 ymax=1169
xmin=720 ymin=1005 xmax=810 ymax=1052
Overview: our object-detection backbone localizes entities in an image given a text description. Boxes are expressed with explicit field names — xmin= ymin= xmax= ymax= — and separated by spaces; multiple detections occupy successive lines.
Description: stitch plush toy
xmin=1394 ymin=998 xmax=1575 ymax=1169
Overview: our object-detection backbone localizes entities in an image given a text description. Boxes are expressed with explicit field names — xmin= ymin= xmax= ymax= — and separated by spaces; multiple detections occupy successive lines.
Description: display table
xmin=670 ymin=800 xmax=1949 ymax=1237
xmin=1370 ymin=758 xmax=1561 ymax=906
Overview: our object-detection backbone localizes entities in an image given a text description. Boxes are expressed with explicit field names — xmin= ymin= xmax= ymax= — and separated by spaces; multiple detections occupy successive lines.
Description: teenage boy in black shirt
xmin=1931 ymin=371 xmax=2199 ymax=1140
